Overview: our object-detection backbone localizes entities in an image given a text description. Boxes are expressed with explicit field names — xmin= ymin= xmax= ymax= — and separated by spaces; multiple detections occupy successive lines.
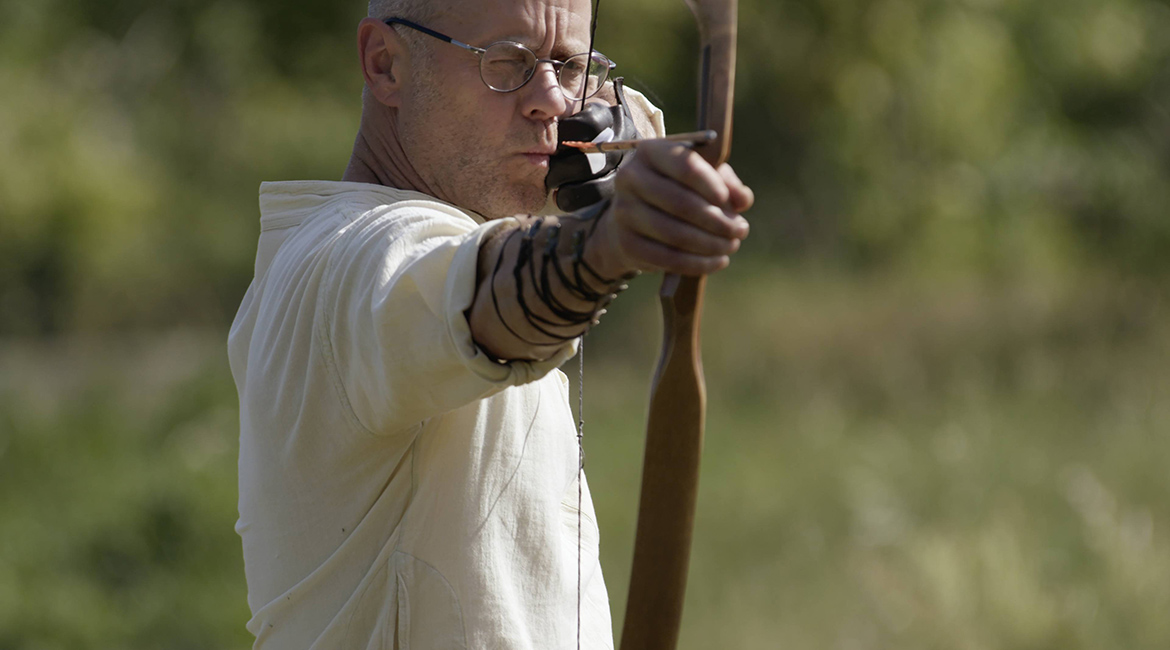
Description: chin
xmin=519 ymin=178 xmax=555 ymax=214
xmin=478 ymin=183 xmax=550 ymax=219
xmin=516 ymin=190 xmax=552 ymax=216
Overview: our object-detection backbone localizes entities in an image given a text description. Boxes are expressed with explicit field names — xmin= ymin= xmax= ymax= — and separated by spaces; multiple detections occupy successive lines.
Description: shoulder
xmin=620 ymin=86 xmax=668 ymax=139
xmin=260 ymin=180 xmax=502 ymax=264
xmin=261 ymin=180 xmax=484 ymax=230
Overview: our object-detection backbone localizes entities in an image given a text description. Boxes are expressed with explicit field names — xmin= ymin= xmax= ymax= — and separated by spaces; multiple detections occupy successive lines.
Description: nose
xmin=520 ymin=61 xmax=568 ymax=120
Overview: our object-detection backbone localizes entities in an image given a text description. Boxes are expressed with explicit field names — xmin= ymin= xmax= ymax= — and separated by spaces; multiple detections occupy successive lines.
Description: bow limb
xmin=619 ymin=0 xmax=737 ymax=649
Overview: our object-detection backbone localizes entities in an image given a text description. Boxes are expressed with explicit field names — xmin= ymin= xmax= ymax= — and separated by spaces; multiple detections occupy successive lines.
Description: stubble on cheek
xmin=436 ymin=124 xmax=551 ymax=219
xmin=403 ymin=74 xmax=551 ymax=218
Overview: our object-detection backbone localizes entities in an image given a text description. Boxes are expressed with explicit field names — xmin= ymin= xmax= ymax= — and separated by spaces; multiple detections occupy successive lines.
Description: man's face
xmin=395 ymin=0 xmax=593 ymax=219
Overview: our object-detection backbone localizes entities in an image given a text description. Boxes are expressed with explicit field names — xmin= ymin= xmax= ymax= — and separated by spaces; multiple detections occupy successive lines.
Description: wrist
xmin=581 ymin=201 xmax=639 ymax=284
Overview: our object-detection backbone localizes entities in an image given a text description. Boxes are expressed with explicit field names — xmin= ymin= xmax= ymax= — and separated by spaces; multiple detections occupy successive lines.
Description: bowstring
xmin=577 ymin=3 xmax=601 ymax=648
xmin=579 ymin=0 xmax=601 ymax=113
xmin=576 ymin=336 xmax=585 ymax=650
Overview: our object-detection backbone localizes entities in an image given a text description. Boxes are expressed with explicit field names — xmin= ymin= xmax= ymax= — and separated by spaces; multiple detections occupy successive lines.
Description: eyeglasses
xmin=385 ymin=18 xmax=617 ymax=101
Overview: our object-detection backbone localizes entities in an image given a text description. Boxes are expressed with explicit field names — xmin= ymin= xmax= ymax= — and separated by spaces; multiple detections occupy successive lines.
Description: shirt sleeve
xmin=621 ymin=86 xmax=668 ymax=139
xmin=320 ymin=201 xmax=578 ymax=435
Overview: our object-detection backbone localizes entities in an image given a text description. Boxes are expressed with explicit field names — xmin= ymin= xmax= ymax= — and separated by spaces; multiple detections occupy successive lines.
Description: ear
xmin=357 ymin=18 xmax=408 ymax=107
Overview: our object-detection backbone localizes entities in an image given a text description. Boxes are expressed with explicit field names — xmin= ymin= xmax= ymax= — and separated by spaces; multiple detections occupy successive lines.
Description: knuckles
xmin=605 ymin=143 xmax=748 ymax=276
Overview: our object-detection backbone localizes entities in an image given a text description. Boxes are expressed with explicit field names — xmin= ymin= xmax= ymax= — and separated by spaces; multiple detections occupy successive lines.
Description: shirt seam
xmin=388 ymin=549 xmax=470 ymax=649
xmin=316 ymin=204 xmax=380 ymax=437
xmin=316 ymin=203 xmax=448 ymax=439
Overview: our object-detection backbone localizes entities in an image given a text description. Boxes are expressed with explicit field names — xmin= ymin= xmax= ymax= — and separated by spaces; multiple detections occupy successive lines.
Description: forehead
xmin=441 ymin=0 xmax=594 ymax=53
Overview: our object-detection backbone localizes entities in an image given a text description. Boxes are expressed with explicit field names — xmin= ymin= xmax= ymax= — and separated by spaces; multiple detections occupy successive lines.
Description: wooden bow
xmin=618 ymin=0 xmax=737 ymax=648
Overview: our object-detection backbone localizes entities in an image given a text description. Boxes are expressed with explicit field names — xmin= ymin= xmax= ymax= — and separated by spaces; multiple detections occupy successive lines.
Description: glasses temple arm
xmin=383 ymin=18 xmax=486 ymax=54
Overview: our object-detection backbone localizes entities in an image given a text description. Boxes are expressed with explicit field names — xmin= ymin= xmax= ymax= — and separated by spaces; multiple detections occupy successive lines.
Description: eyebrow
xmin=494 ymin=34 xmax=590 ymax=59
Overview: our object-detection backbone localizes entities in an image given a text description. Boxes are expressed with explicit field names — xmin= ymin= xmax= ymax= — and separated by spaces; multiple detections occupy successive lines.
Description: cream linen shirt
xmin=227 ymin=181 xmax=611 ymax=649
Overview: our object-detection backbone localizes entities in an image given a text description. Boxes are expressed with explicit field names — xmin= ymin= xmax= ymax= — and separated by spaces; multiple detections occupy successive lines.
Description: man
xmin=227 ymin=0 xmax=753 ymax=647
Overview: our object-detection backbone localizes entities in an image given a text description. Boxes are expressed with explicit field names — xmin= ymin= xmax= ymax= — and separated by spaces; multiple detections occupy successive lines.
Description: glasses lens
xmin=560 ymin=52 xmax=611 ymax=100
xmin=481 ymin=42 xmax=536 ymax=92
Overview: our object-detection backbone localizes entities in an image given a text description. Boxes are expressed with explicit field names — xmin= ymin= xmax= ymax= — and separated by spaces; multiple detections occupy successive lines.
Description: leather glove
xmin=546 ymin=77 xmax=640 ymax=213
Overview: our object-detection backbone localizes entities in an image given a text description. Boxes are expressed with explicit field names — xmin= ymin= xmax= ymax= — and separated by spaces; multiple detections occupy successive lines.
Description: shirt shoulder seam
xmin=315 ymin=200 xmax=441 ymax=439
xmin=315 ymin=245 xmax=378 ymax=437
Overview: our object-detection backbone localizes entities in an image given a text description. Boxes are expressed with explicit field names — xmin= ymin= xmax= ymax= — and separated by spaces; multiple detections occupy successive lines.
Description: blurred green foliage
xmin=0 ymin=334 xmax=250 ymax=649
xmin=2 ymin=0 xmax=1170 ymax=648
xmin=590 ymin=266 xmax=1170 ymax=649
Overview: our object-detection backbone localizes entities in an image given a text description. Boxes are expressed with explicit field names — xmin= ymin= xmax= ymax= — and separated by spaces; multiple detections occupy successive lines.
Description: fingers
xmin=609 ymin=223 xmax=733 ymax=276
xmin=617 ymin=160 xmax=748 ymax=241
xmin=632 ymin=141 xmax=752 ymax=234
xmin=604 ymin=139 xmax=753 ymax=276
xmin=719 ymin=163 xmax=755 ymax=213
xmin=635 ymin=140 xmax=731 ymax=208
xmin=623 ymin=201 xmax=742 ymax=258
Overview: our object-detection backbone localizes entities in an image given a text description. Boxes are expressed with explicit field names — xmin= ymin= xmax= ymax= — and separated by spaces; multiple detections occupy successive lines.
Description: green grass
xmin=2 ymin=267 xmax=1168 ymax=649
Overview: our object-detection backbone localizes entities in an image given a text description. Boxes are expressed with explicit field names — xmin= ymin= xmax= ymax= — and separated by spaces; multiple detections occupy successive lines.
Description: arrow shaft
xmin=561 ymin=130 xmax=717 ymax=153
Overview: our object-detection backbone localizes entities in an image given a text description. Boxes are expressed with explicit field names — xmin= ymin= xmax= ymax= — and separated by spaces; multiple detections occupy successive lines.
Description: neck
xmin=342 ymin=103 xmax=438 ymax=198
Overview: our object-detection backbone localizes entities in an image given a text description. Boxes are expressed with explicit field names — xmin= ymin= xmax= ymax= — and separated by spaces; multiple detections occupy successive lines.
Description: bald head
xmin=368 ymin=0 xmax=445 ymax=21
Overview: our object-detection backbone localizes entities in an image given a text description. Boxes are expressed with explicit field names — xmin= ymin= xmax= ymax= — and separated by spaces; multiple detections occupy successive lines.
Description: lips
xmin=520 ymin=152 xmax=552 ymax=167
xmin=517 ymin=141 xmax=556 ymax=168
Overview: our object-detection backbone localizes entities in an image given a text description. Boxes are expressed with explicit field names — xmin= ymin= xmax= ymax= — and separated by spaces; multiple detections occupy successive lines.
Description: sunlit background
xmin=2 ymin=0 xmax=1169 ymax=647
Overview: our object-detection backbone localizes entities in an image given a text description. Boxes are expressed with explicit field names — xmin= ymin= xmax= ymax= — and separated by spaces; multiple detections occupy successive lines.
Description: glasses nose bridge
xmin=526 ymin=57 xmax=567 ymax=92
xmin=532 ymin=57 xmax=564 ymax=80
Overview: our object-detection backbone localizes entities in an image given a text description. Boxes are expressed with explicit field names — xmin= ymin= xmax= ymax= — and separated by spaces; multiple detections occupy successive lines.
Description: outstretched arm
xmin=467 ymin=140 xmax=754 ymax=362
